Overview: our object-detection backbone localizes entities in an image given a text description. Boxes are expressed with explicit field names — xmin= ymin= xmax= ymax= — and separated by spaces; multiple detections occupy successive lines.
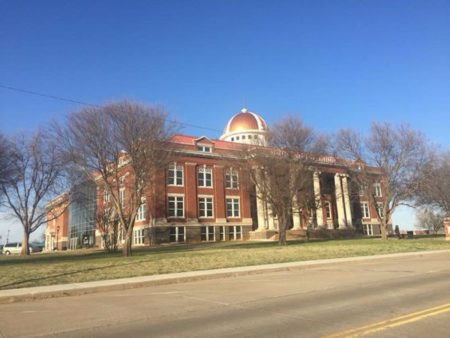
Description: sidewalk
xmin=1 ymin=249 xmax=449 ymax=304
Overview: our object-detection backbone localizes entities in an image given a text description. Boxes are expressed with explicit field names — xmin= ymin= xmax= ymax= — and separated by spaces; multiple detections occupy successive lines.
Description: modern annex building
xmin=45 ymin=108 xmax=387 ymax=250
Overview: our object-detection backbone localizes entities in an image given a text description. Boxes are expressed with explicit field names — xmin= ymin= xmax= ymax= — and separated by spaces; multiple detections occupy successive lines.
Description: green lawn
xmin=1 ymin=237 xmax=449 ymax=290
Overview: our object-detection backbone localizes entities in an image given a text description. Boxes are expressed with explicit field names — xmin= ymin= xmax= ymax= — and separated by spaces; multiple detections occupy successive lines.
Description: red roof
xmin=170 ymin=134 xmax=243 ymax=150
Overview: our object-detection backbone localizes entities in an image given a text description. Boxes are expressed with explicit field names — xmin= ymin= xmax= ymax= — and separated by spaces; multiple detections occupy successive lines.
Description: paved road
xmin=1 ymin=251 xmax=449 ymax=338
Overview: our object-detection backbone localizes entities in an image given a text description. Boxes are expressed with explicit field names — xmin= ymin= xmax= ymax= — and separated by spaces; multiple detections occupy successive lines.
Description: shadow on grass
xmin=0 ymin=255 xmax=159 ymax=290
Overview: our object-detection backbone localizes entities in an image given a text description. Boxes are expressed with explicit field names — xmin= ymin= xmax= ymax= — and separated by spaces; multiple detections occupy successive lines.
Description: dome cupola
xmin=220 ymin=108 xmax=268 ymax=145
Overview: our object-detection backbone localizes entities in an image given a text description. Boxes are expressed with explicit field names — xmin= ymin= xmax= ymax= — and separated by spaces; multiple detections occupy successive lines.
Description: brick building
xmin=45 ymin=108 xmax=388 ymax=250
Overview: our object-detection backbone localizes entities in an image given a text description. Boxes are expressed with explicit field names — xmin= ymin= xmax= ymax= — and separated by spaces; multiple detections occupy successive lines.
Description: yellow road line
xmin=350 ymin=306 xmax=450 ymax=337
xmin=324 ymin=302 xmax=450 ymax=338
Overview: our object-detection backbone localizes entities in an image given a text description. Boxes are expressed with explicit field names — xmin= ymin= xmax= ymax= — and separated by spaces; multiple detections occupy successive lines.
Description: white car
xmin=2 ymin=242 xmax=42 ymax=255
xmin=3 ymin=242 xmax=22 ymax=255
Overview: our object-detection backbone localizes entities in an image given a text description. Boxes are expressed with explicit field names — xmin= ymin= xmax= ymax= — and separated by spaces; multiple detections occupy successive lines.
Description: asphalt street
xmin=1 ymin=251 xmax=449 ymax=338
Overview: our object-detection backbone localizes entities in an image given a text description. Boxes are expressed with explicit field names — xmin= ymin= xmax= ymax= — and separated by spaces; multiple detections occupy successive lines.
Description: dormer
xmin=194 ymin=136 xmax=214 ymax=153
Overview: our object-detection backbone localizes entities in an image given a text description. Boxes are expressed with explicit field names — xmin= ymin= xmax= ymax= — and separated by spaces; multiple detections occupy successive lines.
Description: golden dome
xmin=220 ymin=108 xmax=268 ymax=145
xmin=224 ymin=108 xmax=268 ymax=134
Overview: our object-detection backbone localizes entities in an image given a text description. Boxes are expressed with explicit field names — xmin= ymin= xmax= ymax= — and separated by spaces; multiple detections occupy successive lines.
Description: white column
xmin=256 ymin=185 xmax=267 ymax=230
xmin=267 ymin=203 xmax=276 ymax=230
xmin=334 ymin=174 xmax=346 ymax=229
xmin=313 ymin=171 xmax=324 ymax=227
xmin=342 ymin=175 xmax=353 ymax=228
xmin=292 ymin=195 xmax=301 ymax=229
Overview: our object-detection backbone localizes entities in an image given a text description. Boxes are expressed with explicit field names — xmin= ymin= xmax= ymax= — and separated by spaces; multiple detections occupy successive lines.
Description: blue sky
xmin=1 ymin=0 xmax=449 ymax=241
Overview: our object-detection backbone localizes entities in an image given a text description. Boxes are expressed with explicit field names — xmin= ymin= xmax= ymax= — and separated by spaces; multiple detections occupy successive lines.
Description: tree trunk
xmin=278 ymin=212 xmax=287 ymax=245
xmin=380 ymin=221 xmax=388 ymax=240
xmin=122 ymin=232 xmax=133 ymax=257
xmin=21 ymin=230 xmax=30 ymax=256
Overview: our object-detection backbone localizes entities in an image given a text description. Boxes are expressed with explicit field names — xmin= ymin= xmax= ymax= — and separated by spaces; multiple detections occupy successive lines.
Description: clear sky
xmin=1 ymin=0 xmax=449 ymax=241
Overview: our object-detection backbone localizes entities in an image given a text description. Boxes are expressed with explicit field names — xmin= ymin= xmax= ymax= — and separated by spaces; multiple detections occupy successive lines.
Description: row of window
xmin=200 ymin=225 xmax=242 ymax=241
xmin=360 ymin=202 xmax=384 ymax=219
xmin=117 ymin=196 xmax=383 ymax=222
xmin=133 ymin=199 xmax=383 ymax=222
xmin=320 ymin=200 xmax=384 ymax=220
xmin=168 ymin=196 xmax=240 ymax=218
xmin=359 ymin=183 xmax=382 ymax=197
xmin=230 ymin=134 xmax=260 ymax=142
xmin=170 ymin=226 xmax=242 ymax=242
xmin=103 ymin=189 xmax=126 ymax=208
xmin=131 ymin=226 xmax=243 ymax=245
xmin=167 ymin=164 xmax=239 ymax=189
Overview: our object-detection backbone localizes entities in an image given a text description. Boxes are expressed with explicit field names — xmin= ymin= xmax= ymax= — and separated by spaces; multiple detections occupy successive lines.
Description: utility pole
xmin=6 ymin=229 xmax=10 ymax=244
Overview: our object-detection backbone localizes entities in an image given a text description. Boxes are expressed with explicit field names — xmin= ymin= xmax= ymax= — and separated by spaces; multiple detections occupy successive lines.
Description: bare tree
xmin=0 ymin=132 xmax=68 ymax=255
xmin=416 ymin=151 xmax=450 ymax=214
xmin=415 ymin=208 xmax=444 ymax=235
xmin=56 ymin=101 xmax=175 ymax=256
xmin=0 ymin=133 xmax=14 ymax=192
xmin=240 ymin=116 xmax=327 ymax=245
xmin=96 ymin=206 xmax=119 ymax=252
xmin=335 ymin=122 xmax=432 ymax=239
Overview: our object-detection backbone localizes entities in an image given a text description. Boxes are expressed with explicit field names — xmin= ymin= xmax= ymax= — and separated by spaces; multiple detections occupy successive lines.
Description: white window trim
xmin=167 ymin=162 xmax=184 ymax=187
xmin=197 ymin=144 xmax=213 ymax=153
xmin=198 ymin=165 xmax=213 ymax=188
xmin=103 ymin=190 xmax=110 ymax=203
xmin=133 ymin=228 xmax=145 ymax=245
xmin=373 ymin=183 xmax=382 ymax=197
xmin=324 ymin=201 xmax=332 ymax=220
xmin=119 ymin=188 xmax=125 ymax=208
xmin=170 ymin=226 xmax=186 ymax=243
xmin=229 ymin=225 xmax=242 ymax=240
xmin=167 ymin=194 xmax=185 ymax=219
xmin=226 ymin=196 xmax=240 ymax=218
xmin=201 ymin=226 xmax=215 ymax=242
xmin=225 ymin=168 xmax=239 ymax=189
xmin=198 ymin=195 xmax=214 ymax=218
xmin=219 ymin=226 xmax=226 ymax=241
xmin=376 ymin=202 xmax=384 ymax=218
xmin=361 ymin=202 xmax=370 ymax=219
xmin=363 ymin=224 xmax=374 ymax=236
xmin=136 ymin=203 xmax=146 ymax=221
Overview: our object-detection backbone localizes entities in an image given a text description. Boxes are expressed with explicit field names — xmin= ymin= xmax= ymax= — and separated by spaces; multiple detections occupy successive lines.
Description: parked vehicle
xmin=3 ymin=242 xmax=22 ymax=255
xmin=30 ymin=243 xmax=44 ymax=253
xmin=3 ymin=242 xmax=42 ymax=255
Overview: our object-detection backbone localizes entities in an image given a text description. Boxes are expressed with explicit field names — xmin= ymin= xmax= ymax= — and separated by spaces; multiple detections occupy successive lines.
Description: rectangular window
xmin=228 ymin=226 xmax=242 ymax=240
xmin=376 ymin=203 xmax=384 ymax=218
xmin=103 ymin=190 xmax=110 ymax=203
xmin=198 ymin=197 xmax=213 ymax=218
xmin=167 ymin=163 xmax=183 ymax=186
xmin=198 ymin=166 xmax=212 ymax=187
xmin=197 ymin=145 xmax=212 ymax=153
xmin=168 ymin=196 xmax=184 ymax=218
xmin=169 ymin=226 xmax=185 ymax=243
xmin=361 ymin=202 xmax=370 ymax=219
xmin=363 ymin=224 xmax=374 ymax=236
xmin=119 ymin=189 xmax=125 ymax=208
xmin=226 ymin=198 xmax=240 ymax=218
xmin=325 ymin=201 xmax=332 ymax=219
xmin=136 ymin=203 xmax=146 ymax=221
xmin=225 ymin=168 xmax=239 ymax=189
xmin=219 ymin=226 xmax=225 ymax=241
xmin=200 ymin=226 xmax=215 ymax=241
xmin=133 ymin=228 xmax=144 ymax=245
xmin=373 ymin=183 xmax=382 ymax=197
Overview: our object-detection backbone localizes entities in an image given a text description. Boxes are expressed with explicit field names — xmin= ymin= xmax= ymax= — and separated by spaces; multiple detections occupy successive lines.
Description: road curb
xmin=1 ymin=249 xmax=449 ymax=304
